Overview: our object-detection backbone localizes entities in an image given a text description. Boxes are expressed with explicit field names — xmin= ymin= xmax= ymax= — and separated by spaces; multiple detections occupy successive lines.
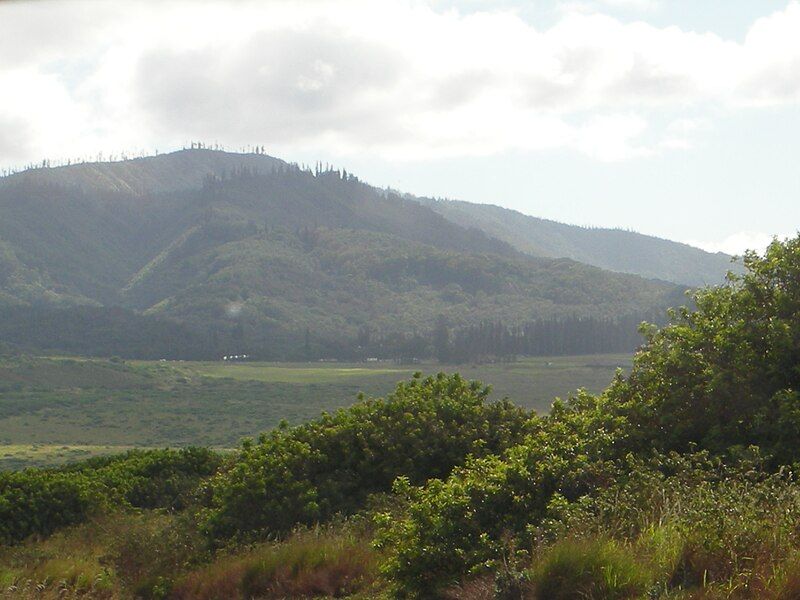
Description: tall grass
xmin=528 ymin=538 xmax=652 ymax=600
xmin=171 ymin=527 xmax=379 ymax=600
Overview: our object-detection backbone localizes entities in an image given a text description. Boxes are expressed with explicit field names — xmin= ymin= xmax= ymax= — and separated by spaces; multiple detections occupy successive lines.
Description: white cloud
xmin=686 ymin=231 xmax=797 ymax=256
xmin=1 ymin=0 xmax=800 ymax=166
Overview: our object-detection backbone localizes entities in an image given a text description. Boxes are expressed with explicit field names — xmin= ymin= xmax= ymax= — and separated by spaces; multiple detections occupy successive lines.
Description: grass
xmin=0 ymin=354 xmax=631 ymax=470
xmin=0 ymin=445 xmax=140 ymax=471
xmin=171 ymin=528 xmax=379 ymax=600
xmin=164 ymin=361 xmax=407 ymax=384
xmin=0 ymin=513 xmax=127 ymax=599
xmin=528 ymin=538 xmax=652 ymax=599
xmin=0 ymin=513 xmax=381 ymax=600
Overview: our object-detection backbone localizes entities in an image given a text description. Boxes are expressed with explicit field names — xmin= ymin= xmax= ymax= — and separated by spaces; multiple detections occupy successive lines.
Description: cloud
xmin=0 ymin=114 xmax=33 ymax=166
xmin=136 ymin=27 xmax=405 ymax=145
xmin=736 ymin=3 xmax=800 ymax=105
xmin=686 ymin=231 xmax=797 ymax=256
xmin=1 ymin=0 xmax=800 ymax=165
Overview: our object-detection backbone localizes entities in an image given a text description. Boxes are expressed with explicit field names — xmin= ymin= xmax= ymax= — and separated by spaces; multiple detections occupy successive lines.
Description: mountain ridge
xmin=417 ymin=197 xmax=736 ymax=286
xmin=0 ymin=149 xmax=287 ymax=196
xmin=0 ymin=149 xmax=703 ymax=359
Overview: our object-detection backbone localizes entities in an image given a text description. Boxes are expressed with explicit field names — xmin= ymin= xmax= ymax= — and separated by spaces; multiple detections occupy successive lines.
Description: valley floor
xmin=0 ymin=353 xmax=630 ymax=470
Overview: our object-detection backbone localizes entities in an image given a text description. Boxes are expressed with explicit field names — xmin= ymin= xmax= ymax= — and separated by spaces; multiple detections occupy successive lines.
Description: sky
xmin=1 ymin=0 xmax=799 ymax=254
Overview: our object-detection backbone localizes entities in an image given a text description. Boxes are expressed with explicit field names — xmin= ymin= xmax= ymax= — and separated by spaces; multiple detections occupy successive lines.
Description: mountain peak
xmin=2 ymin=148 xmax=287 ymax=196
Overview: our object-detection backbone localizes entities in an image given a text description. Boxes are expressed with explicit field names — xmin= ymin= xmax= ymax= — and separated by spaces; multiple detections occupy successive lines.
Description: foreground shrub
xmin=376 ymin=391 xmax=627 ymax=598
xmin=201 ymin=373 xmax=533 ymax=544
xmin=377 ymin=443 xmax=800 ymax=598
xmin=68 ymin=446 xmax=222 ymax=510
xmin=0 ymin=470 xmax=100 ymax=544
xmin=529 ymin=538 xmax=651 ymax=600
xmin=0 ymin=448 xmax=221 ymax=544
xmin=611 ymin=236 xmax=800 ymax=461
xmin=769 ymin=553 xmax=800 ymax=600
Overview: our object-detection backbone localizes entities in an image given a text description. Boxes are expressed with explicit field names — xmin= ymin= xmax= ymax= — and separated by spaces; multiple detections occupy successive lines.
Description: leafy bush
xmin=201 ymin=373 xmax=534 ymax=544
xmin=612 ymin=237 xmax=800 ymax=461
xmin=375 ymin=237 xmax=800 ymax=596
xmin=554 ymin=450 xmax=800 ymax=594
xmin=376 ymin=390 xmax=627 ymax=597
xmin=79 ymin=447 xmax=222 ymax=510
xmin=0 ymin=470 xmax=99 ymax=544
xmin=0 ymin=448 xmax=221 ymax=544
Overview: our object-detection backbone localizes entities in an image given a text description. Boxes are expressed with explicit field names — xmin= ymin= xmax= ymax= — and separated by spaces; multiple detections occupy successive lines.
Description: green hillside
xmin=0 ymin=150 xmax=686 ymax=359
xmin=420 ymin=197 xmax=737 ymax=285
xmin=128 ymin=225 xmax=676 ymax=339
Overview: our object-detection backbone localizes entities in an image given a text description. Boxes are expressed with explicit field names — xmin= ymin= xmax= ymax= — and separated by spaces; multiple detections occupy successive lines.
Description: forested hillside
xmin=1 ymin=236 xmax=799 ymax=600
xmin=420 ymin=198 xmax=736 ymax=286
xmin=0 ymin=149 xmax=688 ymax=360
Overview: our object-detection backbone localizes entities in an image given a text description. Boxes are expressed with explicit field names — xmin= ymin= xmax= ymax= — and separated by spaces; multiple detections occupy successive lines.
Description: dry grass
xmin=171 ymin=528 xmax=378 ymax=600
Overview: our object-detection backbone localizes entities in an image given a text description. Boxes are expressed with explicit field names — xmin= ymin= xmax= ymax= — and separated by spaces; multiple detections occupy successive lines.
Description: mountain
xmin=418 ymin=198 xmax=736 ymax=286
xmin=0 ymin=149 xmax=687 ymax=359
xmin=2 ymin=149 xmax=286 ymax=195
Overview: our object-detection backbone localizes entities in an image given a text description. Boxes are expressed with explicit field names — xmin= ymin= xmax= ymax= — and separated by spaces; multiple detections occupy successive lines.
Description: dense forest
xmin=0 ymin=149 xmax=716 ymax=360
xmin=1 ymin=236 xmax=798 ymax=599
xmin=0 ymin=305 xmax=665 ymax=361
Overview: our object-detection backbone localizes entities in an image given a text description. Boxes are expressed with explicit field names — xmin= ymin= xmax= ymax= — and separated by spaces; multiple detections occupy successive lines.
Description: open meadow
xmin=0 ymin=353 xmax=630 ymax=470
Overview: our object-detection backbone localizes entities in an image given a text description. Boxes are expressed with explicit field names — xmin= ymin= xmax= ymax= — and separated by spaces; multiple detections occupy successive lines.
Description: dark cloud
xmin=610 ymin=56 xmax=695 ymax=102
xmin=524 ymin=47 xmax=598 ymax=109
xmin=740 ymin=58 xmax=800 ymax=103
xmin=0 ymin=2 xmax=118 ymax=67
xmin=135 ymin=26 xmax=408 ymax=146
xmin=431 ymin=70 xmax=496 ymax=109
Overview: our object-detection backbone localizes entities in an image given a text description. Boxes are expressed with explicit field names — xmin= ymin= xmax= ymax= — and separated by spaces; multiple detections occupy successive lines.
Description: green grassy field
xmin=0 ymin=444 xmax=141 ymax=471
xmin=0 ymin=354 xmax=631 ymax=469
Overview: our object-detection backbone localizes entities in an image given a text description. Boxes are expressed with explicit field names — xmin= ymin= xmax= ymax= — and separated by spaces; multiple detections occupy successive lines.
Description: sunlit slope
xmin=420 ymin=198 xmax=736 ymax=286
xmin=1 ymin=148 xmax=286 ymax=195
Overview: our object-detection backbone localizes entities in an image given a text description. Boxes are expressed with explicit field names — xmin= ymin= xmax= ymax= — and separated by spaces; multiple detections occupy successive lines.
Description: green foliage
xmin=374 ymin=234 xmax=800 ymax=597
xmin=67 ymin=447 xmax=221 ymax=510
xmin=375 ymin=390 xmax=627 ymax=597
xmin=107 ymin=512 xmax=206 ymax=599
xmin=0 ymin=448 xmax=220 ymax=544
xmin=0 ymin=470 xmax=100 ymax=544
xmin=612 ymin=236 xmax=800 ymax=461
xmin=201 ymin=373 xmax=534 ymax=544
